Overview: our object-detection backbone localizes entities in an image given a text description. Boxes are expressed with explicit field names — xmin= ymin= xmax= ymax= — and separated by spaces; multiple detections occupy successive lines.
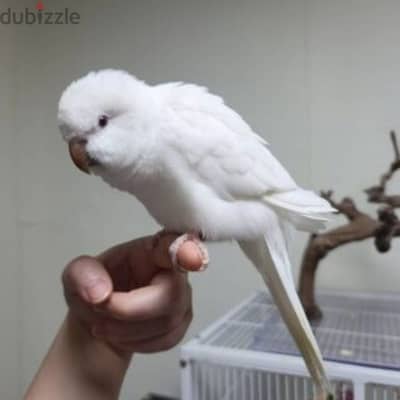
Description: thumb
xmin=62 ymin=255 xmax=113 ymax=305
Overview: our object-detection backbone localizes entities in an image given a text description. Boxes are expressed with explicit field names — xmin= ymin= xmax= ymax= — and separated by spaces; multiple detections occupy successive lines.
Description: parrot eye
xmin=98 ymin=115 xmax=108 ymax=128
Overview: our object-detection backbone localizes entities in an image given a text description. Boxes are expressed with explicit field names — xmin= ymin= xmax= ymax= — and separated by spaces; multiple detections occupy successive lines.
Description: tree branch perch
xmin=298 ymin=131 xmax=400 ymax=320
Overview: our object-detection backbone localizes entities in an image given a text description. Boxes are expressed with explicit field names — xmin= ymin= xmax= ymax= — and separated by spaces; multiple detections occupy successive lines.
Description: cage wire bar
xmin=181 ymin=291 xmax=400 ymax=400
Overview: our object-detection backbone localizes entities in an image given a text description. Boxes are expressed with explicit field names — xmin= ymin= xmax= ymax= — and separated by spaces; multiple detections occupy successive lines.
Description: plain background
xmin=1 ymin=0 xmax=400 ymax=398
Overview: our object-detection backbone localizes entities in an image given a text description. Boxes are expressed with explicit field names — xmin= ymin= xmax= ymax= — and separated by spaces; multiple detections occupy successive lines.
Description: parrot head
xmin=57 ymin=69 xmax=159 ymax=178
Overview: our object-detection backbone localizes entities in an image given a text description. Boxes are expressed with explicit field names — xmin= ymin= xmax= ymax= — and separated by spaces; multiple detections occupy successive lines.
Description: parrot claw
xmin=169 ymin=232 xmax=209 ymax=273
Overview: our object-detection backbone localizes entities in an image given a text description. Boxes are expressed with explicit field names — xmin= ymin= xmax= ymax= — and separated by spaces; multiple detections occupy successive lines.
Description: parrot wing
xmin=157 ymin=82 xmax=297 ymax=199
xmin=157 ymin=82 xmax=333 ymax=229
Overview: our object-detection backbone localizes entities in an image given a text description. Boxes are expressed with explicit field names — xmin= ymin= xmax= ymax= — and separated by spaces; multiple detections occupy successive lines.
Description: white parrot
xmin=58 ymin=69 xmax=335 ymax=400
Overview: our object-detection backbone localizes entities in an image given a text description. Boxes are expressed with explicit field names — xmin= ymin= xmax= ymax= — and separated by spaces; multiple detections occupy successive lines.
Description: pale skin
xmin=24 ymin=233 xmax=206 ymax=400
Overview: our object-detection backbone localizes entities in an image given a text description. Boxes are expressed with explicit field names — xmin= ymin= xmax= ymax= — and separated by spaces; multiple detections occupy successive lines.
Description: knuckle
xmin=162 ymin=331 xmax=180 ymax=350
xmin=165 ymin=314 xmax=182 ymax=331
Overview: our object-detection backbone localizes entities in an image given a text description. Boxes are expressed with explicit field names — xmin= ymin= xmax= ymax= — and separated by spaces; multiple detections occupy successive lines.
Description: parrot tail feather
xmin=264 ymin=189 xmax=335 ymax=232
xmin=238 ymin=212 xmax=333 ymax=399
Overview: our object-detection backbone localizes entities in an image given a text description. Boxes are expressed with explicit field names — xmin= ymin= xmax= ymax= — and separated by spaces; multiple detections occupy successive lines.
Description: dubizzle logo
xmin=0 ymin=1 xmax=81 ymax=25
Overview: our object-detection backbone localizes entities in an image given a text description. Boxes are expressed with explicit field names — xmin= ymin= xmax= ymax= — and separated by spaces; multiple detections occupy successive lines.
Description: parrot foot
xmin=169 ymin=232 xmax=209 ymax=273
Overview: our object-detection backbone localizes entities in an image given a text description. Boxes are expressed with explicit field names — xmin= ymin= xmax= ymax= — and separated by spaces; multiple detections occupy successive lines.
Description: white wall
xmin=0 ymin=3 xmax=18 ymax=398
xmin=2 ymin=0 xmax=400 ymax=398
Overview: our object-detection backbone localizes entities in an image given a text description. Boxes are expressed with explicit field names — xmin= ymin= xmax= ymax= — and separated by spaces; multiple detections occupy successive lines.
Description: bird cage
xmin=181 ymin=291 xmax=400 ymax=400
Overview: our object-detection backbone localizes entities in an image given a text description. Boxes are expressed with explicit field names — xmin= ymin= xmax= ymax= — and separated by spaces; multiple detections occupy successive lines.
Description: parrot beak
xmin=68 ymin=138 xmax=91 ymax=174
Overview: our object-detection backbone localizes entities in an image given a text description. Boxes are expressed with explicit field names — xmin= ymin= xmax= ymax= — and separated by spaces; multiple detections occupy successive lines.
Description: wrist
xmin=65 ymin=313 xmax=132 ymax=398
xmin=25 ymin=313 xmax=132 ymax=400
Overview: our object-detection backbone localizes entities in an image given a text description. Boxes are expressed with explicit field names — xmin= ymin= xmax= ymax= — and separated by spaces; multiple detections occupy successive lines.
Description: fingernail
xmin=196 ymin=246 xmax=209 ymax=272
xmin=84 ymin=279 xmax=109 ymax=303
xmin=198 ymin=260 xmax=209 ymax=272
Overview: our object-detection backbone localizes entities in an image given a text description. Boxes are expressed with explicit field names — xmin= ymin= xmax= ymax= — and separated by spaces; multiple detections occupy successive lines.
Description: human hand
xmin=62 ymin=232 xmax=207 ymax=356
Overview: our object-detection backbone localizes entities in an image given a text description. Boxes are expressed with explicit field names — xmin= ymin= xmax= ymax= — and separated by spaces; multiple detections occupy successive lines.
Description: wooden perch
xmin=375 ymin=207 xmax=400 ymax=252
xmin=298 ymin=132 xmax=400 ymax=320
xmin=365 ymin=131 xmax=400 ymax=208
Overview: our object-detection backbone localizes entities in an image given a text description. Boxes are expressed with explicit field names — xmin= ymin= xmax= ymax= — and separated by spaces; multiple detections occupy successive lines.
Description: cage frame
xmin=181 ymin=291 xmax=400 ymax=399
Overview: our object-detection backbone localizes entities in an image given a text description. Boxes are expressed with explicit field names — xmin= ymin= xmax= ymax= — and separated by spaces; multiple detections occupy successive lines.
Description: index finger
xmin=102 ymin=270 xmax=188 ymax=321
